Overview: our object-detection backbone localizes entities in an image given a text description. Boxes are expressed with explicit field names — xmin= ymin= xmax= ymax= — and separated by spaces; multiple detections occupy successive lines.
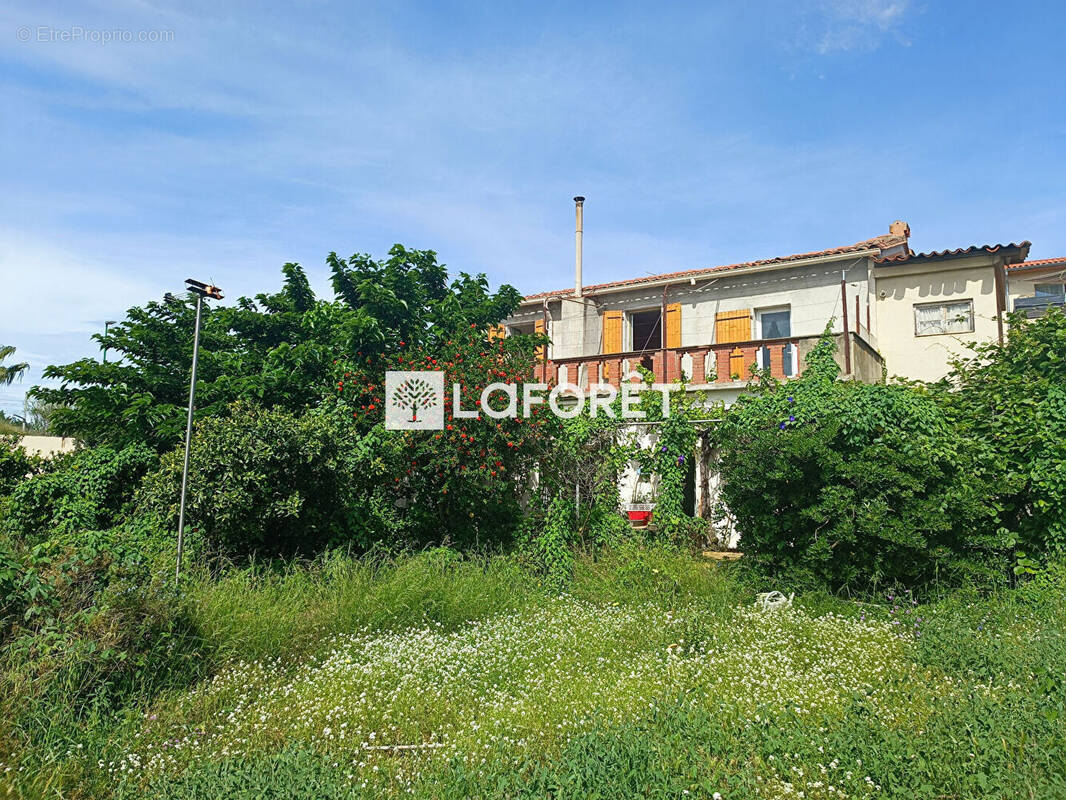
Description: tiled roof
xmin=1006 ymin=256 xmax=1066 ymax=272
xmin=874 ymin=242 xmax=1031 ymax=265
xmin=522 ymin=233 xmax=905 ymax=302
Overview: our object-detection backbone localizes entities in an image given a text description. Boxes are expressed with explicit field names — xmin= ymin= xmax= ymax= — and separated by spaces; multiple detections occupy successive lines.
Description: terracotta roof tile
xmin=874 ymin=242 xmax=1031 ymax=265
xmin=523 ymin=233 xmax=905 ymax=302
xmin=1006 ymin=256 xmax=1066 ymax=272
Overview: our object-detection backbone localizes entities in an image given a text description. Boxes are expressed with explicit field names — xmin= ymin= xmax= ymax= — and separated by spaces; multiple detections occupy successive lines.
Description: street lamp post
xmin=176 ymin=278 xmax=223 ymax=581
xmin=102 ymin=320 xmax=117 ymax=363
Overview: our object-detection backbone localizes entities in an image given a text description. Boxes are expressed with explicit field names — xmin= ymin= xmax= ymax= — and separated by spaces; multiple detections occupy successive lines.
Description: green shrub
xmin=2 ymin=445 xmax=156 ymax=544
xmin=138 ymin=403 xmax=401 ymax=558
xmin=333 ymin=323 xmax=549 ymax=549
xmin=0 ymin=532 xmax=210 ymax=794
xmin=714 ymin=330 xmax=1000 ymax=593
xmin=0 ymin=434 xmax=41 ymax=497
xmin=935 ymin=308 xmax=1066 ymax=566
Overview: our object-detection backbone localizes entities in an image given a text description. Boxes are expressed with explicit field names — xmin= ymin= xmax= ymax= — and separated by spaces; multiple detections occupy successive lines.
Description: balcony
xmin=532 ymin=331 xmax=882 ymax=389
xmin=1014 ymin=293 xmax=1065 ymax=319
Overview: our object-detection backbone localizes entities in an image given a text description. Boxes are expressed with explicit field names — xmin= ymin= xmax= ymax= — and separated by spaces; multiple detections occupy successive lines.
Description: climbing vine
xmin=633 ymin=371 xmax=722 ymax=545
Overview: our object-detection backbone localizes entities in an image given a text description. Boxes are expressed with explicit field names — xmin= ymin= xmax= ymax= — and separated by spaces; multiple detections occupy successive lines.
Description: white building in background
xmin=1006 ymin=256 xmax=1066 ymax=319
xmin=17 ymin=435 xmax=77 ymax=459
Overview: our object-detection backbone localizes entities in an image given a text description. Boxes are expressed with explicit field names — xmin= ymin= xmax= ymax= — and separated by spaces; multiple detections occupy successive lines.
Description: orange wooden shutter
xmin=665 ymin=303 xmax=682 ymax=349
xmin=715 ymin=309 xmax=751 ymax=344
xmin=534 ymin=318 xmax=546 ymax=359
xmin=488 ymin=324 xmax=505 ymax=341
xmin=603 ymin=310 xmax=624 ymax=354
xmin=728 ymin=347 xmax=745 ymax=379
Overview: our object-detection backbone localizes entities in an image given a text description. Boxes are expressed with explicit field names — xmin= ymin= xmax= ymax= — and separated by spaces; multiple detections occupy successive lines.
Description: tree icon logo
xmin=385 ymin=371 xmax=445 ymax=430
xmin=392 ymin=376 xmax=437 ymax=422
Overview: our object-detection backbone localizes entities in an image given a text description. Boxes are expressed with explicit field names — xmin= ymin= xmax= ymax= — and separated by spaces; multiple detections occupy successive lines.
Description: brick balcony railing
xmin=534 ymin=331 xmax=883 ymax=388
xmin=533 ymin=335 xmax=805 ymax=388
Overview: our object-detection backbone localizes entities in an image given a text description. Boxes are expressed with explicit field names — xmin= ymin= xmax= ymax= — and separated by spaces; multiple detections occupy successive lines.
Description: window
xmin=1035 ymin=283 xmax=1065 ymax=299
xmin=914 ymin=300 xmax=974 ymax=336
xmin=629 ymin=309 xmax=662 ymax=351
xmin=756 ymin=307 xmax=791 ymax=339
xmin=507 ymin=322 xmax=536 ymax=337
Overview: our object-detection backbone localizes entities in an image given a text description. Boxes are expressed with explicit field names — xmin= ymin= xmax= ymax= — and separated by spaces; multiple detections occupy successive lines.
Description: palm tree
xmin=0 ymin=345 xmax=29 ymax=386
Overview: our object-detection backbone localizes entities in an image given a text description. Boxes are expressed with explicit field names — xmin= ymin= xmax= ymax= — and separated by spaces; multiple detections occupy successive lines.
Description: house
xmin=873 ymin=241 xmax=1031 ymax=382
xmin=1006 ymin=257 xmax=1066 ymax=319
xmin=503 ymin=214 xmax=1030 ymax=393
xmin=502 ymin=209 xmax=1034 ymax=540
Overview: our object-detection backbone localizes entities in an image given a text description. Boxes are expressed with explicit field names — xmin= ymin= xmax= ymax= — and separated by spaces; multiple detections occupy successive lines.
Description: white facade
xmin=509 ymin=229 xmax=1030 ymax=388
xmin=873 ymin=253 xmax=1006 ymax=383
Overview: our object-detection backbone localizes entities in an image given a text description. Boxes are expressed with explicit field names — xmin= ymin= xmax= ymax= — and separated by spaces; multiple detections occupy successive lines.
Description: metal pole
xmin=541 ymin=299 xmax=549 ymax=382
xmin=661 ymin=283 xmax=669 ymax=381
xmin=176 ymin=294 xmax=203 ymax=581
xmin=574 ymin=196 xmax=584 ymax=298
xmin=840 ymin=274 xmax=852 ymax=376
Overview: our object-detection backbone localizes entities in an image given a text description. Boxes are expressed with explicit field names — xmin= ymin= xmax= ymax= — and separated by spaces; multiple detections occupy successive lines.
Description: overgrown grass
xmin=2 ymin=546 xmax=1065 ymax=799
xmin=184 ymin=547 xmax=543 ymax=663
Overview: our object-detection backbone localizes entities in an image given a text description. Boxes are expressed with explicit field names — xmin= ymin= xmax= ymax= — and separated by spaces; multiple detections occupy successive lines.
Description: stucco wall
xmin=510 ymin=256 xmax=873 ymax=360
xmin=18 ymin=435 xmax=77 ymax=459
xmin=874 ymin=258 xmax=1000 ymax=382
xmin=795 ymin=332 xmax=882 ymax=384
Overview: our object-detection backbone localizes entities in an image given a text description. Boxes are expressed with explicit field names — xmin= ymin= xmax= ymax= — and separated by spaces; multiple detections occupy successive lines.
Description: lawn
xmin=4 ymin=546 xmax=1063 ymax=799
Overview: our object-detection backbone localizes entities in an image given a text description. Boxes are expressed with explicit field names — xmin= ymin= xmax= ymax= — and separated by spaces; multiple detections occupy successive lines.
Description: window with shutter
xmin=628 ymin=310 xmax=661 ymax=351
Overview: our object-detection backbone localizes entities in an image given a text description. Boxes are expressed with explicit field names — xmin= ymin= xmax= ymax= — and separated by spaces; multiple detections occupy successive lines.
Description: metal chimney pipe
xmin=574 ymin=196 xmax=585 ymax=298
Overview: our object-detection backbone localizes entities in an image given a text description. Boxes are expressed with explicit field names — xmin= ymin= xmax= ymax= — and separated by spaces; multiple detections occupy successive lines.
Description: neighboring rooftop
xmin=1006 ymin=256 xmax=1066 ymax=272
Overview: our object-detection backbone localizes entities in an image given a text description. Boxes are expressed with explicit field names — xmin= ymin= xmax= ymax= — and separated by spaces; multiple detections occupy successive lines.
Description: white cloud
xmin=0 ymin=230 xmax=163 ymax=336
xmin=811 ymin=0 xmax=912 ymax=53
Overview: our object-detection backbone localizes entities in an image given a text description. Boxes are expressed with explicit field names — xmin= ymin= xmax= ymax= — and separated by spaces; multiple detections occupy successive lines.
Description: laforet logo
xmin=385 ymin=371 xmax=445 ymax=430
xmin=393 ymin=377 xmax=436 ymax=421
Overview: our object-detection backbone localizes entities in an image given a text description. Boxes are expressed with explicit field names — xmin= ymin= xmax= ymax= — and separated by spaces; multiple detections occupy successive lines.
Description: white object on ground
xmin=755 ymin=591 xmax=794 ymax=611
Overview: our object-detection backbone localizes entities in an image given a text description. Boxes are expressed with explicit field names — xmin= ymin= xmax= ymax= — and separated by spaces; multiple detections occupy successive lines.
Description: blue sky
xmin=1 ymin=0 xmax=1064 ymax=416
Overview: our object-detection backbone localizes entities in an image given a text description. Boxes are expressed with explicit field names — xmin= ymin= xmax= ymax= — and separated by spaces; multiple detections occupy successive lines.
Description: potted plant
xmin=626 ymin=487 xmax=655 ymax=524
